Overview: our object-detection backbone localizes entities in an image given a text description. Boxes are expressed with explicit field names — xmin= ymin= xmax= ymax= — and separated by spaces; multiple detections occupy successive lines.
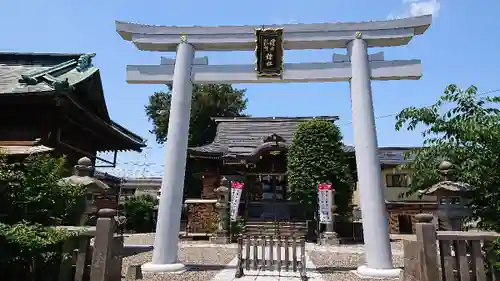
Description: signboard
xmin=317 ymin=183 xmax=335 ymax=224
xmin=255 ymin=28 xmax=284 ymax=77
xmin=230 ymin=181 xmax=244 ymax=221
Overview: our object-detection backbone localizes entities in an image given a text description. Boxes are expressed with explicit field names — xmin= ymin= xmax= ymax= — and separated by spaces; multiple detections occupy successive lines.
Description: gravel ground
xmin=124 ymin=233 xmax=213 ymax=245
xmin=309 ymin=251 xmax=404 ymax=281
xmin=124 ymin=233 xmax=238 ymax=247
xmin=121 ymin=246 xmax=237 ymax=281
xmin=122 ymin=234 xmax=406 ymax=281
xmin=306 ymin=241 xmax=403 ymax=254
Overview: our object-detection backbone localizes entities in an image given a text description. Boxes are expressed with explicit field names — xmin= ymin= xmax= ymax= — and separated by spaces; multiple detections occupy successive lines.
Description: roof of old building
xmin=189 ymin=116 xmax=338 ymax=158
xmin=0 ymin=52 xmax=94 ymax=93
xmin=188 ymin=116 xmax=416 ymax=164
xmin=0 ymin=52 xmax=145 ymax=151
xmin=0 ymin=140 xmax=53 ymax=155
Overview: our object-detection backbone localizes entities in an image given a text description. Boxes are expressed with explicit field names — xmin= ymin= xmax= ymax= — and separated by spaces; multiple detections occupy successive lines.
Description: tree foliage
xmin=287 ymin=119 xmax=354 ymax=217
xmin=0 ymin=153 xmax=86 ymax=280
xmin=0 ymin=154 xmax=86 ymax=226
xmin=395 ymin=84 xmax=500 ymax=232
xmin=145 ymin=84 xmax=248 ymax=146
xmin=123 ymin=194 xmax=158 ymax=233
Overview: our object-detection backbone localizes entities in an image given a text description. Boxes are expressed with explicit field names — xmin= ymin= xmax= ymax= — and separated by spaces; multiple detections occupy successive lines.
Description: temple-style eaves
xmin=188 ymin=116 xmax=416 ymax=165
xmin=116 ymin=15 xmax=431 ymax=52
xmin=0 ymin=52 xmax=146 ymax=154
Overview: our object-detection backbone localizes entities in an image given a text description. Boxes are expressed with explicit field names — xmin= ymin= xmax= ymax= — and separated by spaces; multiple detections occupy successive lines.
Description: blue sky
xmin=1 ymin=0 xmax=499 ymax=177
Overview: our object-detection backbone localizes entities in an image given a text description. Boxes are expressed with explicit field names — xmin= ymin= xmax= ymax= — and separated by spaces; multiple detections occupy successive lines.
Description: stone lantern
xmin=210 ymin=176 xmax=230 ymax=244
xmin=420 ymin=161 xmax=472 ymax=231
xmin=58 ymin=157 xmax=117 ymax=225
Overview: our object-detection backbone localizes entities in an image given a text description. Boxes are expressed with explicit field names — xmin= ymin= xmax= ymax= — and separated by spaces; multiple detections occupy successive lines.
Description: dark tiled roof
xmin=0 ymin=52 xmax=96 ymax=94
xmin=189 ymin=116 xmax=339 ymax=158
xmin=122 ymin=177 xmax=162 ymax=187
xmin=94 ymin=170 xmax=123 ymax=184
xmin=0 ymin=52 xmax=146 ymax=151
xmin=188 ymin=116 xmax=416 ymax=164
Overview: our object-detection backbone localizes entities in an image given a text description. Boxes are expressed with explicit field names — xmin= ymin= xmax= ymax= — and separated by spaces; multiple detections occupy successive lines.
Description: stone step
xmin=245 ymin=224 xmax=306 ymax=229
xmin=246 ymin=221 xmax=306 ymax=227
xmin=244 ymin=220 xmax=307 ymax=238
xmin=245 ymin=229 xmax=307 ymax=234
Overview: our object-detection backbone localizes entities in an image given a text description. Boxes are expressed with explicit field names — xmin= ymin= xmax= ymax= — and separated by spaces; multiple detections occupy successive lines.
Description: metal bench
xmin=235 ymin=235 xmax=308 ymax=281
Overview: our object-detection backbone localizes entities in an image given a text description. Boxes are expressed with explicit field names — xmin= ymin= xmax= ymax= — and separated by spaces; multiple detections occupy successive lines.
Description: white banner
xmin=317 ymin=183 xmax=334 ymax=224
xmin=230 ymin=181 xmax=244 ymax=221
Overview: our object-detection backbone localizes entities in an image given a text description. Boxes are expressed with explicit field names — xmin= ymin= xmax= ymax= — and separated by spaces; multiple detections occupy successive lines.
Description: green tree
xmin=287 ymin=119 xmax=354 ymax=218
xmin=123 ymin=194 xmax=158 ymax=233
xmin=395 ymin=84 xmax=500 ymax=233
xmin=145 ymin=84 xmax=248 ymax=146
xmin=145 ymin=84 xmax=249 ymax=197
xmin=0 ymin=153 xmax=86 ymax=280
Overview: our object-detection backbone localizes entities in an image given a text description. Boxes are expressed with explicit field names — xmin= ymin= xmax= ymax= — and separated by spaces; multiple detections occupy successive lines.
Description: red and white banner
xmin=230 ymin=181 xmax=244 ymax=221
xmin=317 ymin=183 xmax=335 ymax=224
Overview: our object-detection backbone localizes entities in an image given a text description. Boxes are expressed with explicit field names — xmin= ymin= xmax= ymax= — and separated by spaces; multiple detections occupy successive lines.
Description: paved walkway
xmin=211 ymin=245 xmax=325 ymax=281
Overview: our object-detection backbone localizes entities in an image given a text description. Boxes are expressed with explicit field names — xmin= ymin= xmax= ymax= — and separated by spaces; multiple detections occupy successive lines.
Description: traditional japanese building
xmin=0 ymin=52 xmax=146 ymax=172
xmin=183 ymin=116 xmax=437 ymax=234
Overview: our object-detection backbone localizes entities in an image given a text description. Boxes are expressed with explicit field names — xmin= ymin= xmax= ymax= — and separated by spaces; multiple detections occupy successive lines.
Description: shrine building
xmin=176 ymin=116 xmax=437 ymax=235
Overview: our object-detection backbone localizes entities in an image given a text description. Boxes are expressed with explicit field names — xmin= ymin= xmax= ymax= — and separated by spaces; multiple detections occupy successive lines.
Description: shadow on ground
xmin=314 ymin=266 xmax=404 ymax=273
xmin=185 ymin=264 xmax=238 ymax=271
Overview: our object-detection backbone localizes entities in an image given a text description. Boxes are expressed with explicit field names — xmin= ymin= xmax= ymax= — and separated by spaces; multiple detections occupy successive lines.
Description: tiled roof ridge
xmin=0 ymin=52 xmax=87 ymax=62
xmin=1 ymin=53 xmax=98 ymax=92
xmin=212 ymin=116 xmax=339 ymax=122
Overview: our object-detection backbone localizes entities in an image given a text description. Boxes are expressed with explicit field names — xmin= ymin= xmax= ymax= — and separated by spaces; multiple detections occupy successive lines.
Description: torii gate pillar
xmin=141 ymin=39 xmax=194 ymax=273
xmin=348 ymin=35 xmax=399 ymax=277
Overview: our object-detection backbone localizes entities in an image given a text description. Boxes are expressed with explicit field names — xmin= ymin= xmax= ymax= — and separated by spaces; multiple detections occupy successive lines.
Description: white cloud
xmin=389 ymin=0 xmax=441 ymax=19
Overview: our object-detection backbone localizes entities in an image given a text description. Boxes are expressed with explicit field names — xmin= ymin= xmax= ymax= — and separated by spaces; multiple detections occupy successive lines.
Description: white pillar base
xmin=141 ymin=262 xmax=186 ymax=274
xmin=355 ymin=265 xmax=402 ymax=279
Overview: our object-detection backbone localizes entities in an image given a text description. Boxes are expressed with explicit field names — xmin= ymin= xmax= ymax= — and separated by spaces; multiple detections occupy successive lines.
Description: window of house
xmin=385 ymin=174 xmax=408 ymax=187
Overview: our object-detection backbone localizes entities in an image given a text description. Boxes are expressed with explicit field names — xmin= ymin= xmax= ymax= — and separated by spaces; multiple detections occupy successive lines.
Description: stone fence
xmin=57 ymin=208 xmax=126 ymax=281
xmin=404 ymin=213 xmax=500 ymax=281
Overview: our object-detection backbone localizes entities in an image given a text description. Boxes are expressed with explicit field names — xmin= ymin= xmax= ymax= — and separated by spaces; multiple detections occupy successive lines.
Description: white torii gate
xmin=116 ymin=15 xmax=431 ymax=278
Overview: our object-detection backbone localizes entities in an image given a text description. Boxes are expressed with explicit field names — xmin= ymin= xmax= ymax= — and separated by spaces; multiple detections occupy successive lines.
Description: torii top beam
xmin=116 ymin=15 xmax=432 ymax=52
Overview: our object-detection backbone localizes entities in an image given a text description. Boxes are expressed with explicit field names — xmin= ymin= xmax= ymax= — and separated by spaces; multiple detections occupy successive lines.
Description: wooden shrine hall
xmin=185 ymin=116 xmax=434 ymax=233
xmin=0 ymin=52 xmax=146 ymax=172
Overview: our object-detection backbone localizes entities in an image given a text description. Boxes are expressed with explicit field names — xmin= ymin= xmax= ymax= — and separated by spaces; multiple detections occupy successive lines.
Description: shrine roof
xmin=0 ymin=52 xmax=96 ymax=94
xmin=0 ymin=140 xmax=53 ymax=155
xmin=0 ymin=52 xmax=146 ymax=152
xmin=188 ymin=116 xmax=416 ymax=164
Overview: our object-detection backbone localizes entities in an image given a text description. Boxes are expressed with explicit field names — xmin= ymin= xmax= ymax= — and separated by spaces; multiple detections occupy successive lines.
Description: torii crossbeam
xmin=127 ymin=52 xmax=422 ymax=84
xmin=116 ymin=15 xmax=432 ymax=279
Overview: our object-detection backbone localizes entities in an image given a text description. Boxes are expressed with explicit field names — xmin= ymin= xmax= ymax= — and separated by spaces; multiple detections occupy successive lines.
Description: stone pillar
xmin=414 ymin=214 xmax=440 ymax=281
xmin=142 ymin=37 xmax=195 ymax=273
xmin=89 ymin=208 xmax=117 ymax=281
xmin=348 ymin=33 xmax=400 ymax=278
xmin=321 ymin=188 xmax=339 ymax=245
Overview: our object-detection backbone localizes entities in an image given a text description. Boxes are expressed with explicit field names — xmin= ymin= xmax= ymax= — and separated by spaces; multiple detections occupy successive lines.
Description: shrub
xmin=0 ymin=153 xmax=86 ymax=281
xmin=287 ymin=119 xmax=354 ymax=218
xmin=123 ymin=194 xmax=158 ymax=233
